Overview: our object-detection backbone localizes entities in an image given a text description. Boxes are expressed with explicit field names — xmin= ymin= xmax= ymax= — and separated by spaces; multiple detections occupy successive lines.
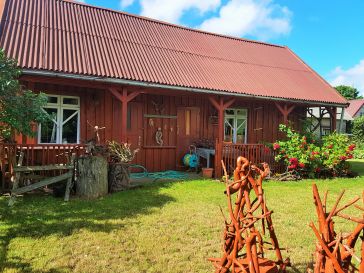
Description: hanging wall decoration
xmin=155 ymin=127 xmax=163 ymax=146
xmin=149 ymin=118 xmax=154 ymax=128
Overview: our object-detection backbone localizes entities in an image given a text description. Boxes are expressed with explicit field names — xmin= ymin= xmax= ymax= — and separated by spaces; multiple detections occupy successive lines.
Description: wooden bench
xmin=8 ymin=153 xmax=75 ymax=206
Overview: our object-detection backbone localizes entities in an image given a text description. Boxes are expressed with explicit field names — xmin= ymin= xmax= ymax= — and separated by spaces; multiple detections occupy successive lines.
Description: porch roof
xmin=0 ymin=0 xmax=347 ymax=106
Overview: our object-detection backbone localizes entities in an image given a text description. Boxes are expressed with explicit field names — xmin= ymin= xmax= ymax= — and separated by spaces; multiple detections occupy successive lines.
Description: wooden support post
xmin=8 ymin=152 xmax=24 ymax=206
xmin=275 ymin=103 xmax=295 ymax=125
xmin=326 ymin=106 xmax=337 ymax=133
xmin=64 ymin=155 xmax=75 ymax=202
xmin=339 ymin=107 xmax=345 ymax=133
xmin=110 ymin=88 xmax=141 ymax=142
xmin=209 ymin=96 xmax=235 ymax=178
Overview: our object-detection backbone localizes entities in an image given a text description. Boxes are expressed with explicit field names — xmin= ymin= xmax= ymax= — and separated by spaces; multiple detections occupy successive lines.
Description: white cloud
xmin=329 ymin=59 xmax=364 ymax=95
xmin=122 ymin=0 xmax=221 ymax=24
xmin=119 ymin=0 xmax=291 ymax=40
xmin=120 ymin=0 xmax=135 ymax=8
xmin=199 ymin=0 xmax=292 ymax=40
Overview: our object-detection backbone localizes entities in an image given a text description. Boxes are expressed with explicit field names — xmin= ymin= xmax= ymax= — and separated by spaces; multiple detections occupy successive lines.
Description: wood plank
xmin=14 ymin=165 xmax=73 ymax=172
xmin=12 ymin=172 xmax=72 ymax=195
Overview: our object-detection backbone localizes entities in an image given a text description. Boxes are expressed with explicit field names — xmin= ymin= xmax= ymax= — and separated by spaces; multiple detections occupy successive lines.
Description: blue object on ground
xmin=130 ymin=164 xmax=188 ymax=181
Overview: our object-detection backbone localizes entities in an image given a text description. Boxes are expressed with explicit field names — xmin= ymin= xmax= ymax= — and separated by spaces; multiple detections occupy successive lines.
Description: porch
xmin=0 ymin=142 xmax=279 ymax=192
xmin=0 ymin=77 xmax=342 ymax=192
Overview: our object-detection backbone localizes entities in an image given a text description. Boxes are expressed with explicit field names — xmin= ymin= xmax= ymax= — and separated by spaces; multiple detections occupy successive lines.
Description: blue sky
xmin=80 ymin=0 xmax=364 ymax=95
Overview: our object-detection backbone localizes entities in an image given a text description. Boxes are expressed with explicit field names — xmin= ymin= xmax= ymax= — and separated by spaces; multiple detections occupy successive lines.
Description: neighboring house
xmin=307 ymin=107 xmax=353 ymax=136
xmin=347 ymin=99 xmax=364 ymax=119
xmin=0 ymin=0 xmax=348 ymax=178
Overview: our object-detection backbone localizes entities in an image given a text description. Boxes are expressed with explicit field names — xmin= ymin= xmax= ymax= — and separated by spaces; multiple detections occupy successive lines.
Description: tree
xmin=0 ymin=49 xmax=48 ymax=142
xmin=334 ymin=85 xmax=363 ymax=100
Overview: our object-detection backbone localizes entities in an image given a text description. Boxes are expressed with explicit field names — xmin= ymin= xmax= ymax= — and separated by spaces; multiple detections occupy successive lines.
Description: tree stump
xmin=76 ymin=156 xmax=108 ymax=199
xmin=108 ymin=163 xmax=130 ymax=192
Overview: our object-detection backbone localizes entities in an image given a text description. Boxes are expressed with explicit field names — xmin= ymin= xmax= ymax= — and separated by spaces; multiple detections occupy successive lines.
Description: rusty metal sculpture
xmin=310 ymin=184 xmax=364 ymax=273
xmin=209 ymin=157 xmax=289 ymax=273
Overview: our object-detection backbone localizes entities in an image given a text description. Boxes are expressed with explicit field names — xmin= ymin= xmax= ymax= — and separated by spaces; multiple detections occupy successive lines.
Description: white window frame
xmin=224 ymin=108 xmax=248 ymax=144
xmin=38 ymin=95 xmax=80 ymax=144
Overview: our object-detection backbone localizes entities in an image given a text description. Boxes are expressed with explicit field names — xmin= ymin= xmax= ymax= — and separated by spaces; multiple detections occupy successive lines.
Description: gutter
xmin=22 ymin=69 xmax=349 ymax=108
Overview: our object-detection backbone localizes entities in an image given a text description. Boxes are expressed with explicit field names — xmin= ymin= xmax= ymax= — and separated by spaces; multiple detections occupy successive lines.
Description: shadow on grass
xmin=0 ymin=180 xmax=178 ymax=272
xmin=350 ymin=160 xmax=364 ymax=176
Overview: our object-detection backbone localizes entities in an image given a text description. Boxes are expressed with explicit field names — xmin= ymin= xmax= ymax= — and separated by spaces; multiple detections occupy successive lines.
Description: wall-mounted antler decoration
xmin=151 ymin=100 xmax=165 ymax=115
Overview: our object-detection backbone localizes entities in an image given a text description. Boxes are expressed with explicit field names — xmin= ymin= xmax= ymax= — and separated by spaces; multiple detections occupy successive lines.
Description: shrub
xmin=352 ymin=116 xmax=364 ymax=144
xmin=273 ymin=125 xmax=355 ymax=178
xmin=353 ymin=143 xmax=364 ymax=159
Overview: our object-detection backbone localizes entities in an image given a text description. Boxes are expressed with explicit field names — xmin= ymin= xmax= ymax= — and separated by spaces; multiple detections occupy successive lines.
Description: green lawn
xmin=1 ymin=164 xmax=364 ymax=273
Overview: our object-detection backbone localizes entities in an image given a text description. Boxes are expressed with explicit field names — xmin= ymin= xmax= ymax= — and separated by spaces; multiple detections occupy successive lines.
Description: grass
xmin=350 ymin=159 xmax=364 ymax=176
xmin=0 ymin=162 xmax=363 ymax=273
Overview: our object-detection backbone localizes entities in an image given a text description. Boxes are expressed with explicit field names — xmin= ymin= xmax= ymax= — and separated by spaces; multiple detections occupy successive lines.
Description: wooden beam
xmin=109 ymin=88 xmax=141 ymax=142
xmin=208 ymin=96 xmax=235 ymax=178
xmin=208 ymin=96 xmax=220 ymax=110
xmin=275 ymin=103 xmax=295 ymax=124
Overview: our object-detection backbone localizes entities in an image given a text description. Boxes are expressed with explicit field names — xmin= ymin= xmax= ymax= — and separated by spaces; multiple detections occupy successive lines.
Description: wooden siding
xmin=20 ymin=81 xmax=306 ymax=172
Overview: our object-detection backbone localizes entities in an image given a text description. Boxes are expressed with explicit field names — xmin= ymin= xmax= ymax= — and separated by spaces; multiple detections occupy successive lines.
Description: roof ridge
xmin=61 ymin=0 xmax=285 ymax=49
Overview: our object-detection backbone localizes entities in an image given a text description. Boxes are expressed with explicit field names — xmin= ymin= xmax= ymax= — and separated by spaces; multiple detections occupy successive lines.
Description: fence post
xmin=214 ymin=139 xmax=222 ymax=178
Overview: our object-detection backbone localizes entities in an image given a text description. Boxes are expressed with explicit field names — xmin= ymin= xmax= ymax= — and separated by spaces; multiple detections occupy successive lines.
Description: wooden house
xmin=0 ymin=0 xmax=348 ymax=188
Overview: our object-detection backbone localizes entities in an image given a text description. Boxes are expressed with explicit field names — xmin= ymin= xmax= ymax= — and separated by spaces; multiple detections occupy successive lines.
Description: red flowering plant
xmin=273 ymin=125 xmax=355 ymax=178
xmin=274 ymin=125 xmax=319 ymax=177
xmin=321 ymin=133 xmax=355 ymax=176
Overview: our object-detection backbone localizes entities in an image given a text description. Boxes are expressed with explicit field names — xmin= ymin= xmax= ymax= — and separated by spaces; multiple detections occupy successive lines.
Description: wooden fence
xmin=0 ymin=144 xmax=86 ymax=192
xmin=215 ymin=141 xmax=283 ymax=178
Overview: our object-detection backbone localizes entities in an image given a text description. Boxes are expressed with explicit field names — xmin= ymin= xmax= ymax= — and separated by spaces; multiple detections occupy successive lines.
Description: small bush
xmin=353 ymin=143 xmax=364 ymax=159
xmin=273 ymin=125 xmax=355 ymax=178
xmin=352 ymin=116 xmax=364 ymax=144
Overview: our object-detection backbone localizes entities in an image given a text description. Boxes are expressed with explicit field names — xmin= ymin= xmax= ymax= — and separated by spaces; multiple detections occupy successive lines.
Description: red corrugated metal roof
xmin=347 ymin=99 xmax=364 ymax=117
xmin=0 ymin=0 xmax=347 ymax=105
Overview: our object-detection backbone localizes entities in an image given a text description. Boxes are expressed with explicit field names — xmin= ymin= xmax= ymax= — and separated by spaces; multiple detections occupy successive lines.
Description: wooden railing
xmin=0 ymin=144 xmax=86 ymax=192
xmin=215 ymin=141 xmax=283 ymax=178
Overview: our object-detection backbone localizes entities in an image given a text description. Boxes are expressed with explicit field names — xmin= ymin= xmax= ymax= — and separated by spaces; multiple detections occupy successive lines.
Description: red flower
xmin=315 ymin=167 xmax=321 ymax=173
xmin=288 ymin=164 xmax=297 ymax=169
xmin=348 ymin=154 xmax=353 ymax=159
xmin=348 ymin=144 xmax=356 ymax=151
xmin=289 ymin=157 xmax=298 ymax=164
xmin=264 ymin=146 xmax=270 ymax=154
xmin=273 ymin=143 xmax=280 ymax=150
xmin=298 ymin=162 xmax=305 ymax=168
xmin=327 ymin=144 xmax=333 ymax=149
xmin=339 ymin=156 xmax=347 ymax=161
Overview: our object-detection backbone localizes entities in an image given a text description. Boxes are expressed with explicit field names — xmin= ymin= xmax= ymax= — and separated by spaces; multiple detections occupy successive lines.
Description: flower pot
xmin=202 ymin=168 xmax=214 ymax=179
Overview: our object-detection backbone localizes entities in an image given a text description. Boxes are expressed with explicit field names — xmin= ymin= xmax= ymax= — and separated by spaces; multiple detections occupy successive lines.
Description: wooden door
xmin=176 ymin=107 xmax=200 ymax=168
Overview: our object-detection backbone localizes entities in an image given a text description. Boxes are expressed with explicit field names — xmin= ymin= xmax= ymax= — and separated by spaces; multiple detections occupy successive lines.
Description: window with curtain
xmin=38 ymin=95 xmax=80 ymax=144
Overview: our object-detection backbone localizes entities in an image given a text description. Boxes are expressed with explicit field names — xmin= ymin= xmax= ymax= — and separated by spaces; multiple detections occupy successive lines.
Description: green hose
xmin=130 ymin=165 xmax=187 ymax=181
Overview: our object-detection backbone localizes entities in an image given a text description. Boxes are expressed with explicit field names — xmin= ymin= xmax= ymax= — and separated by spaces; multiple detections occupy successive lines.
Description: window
xmin=38 ymin=95 xmax=80 ymax=144
xmin=224 ymin=109 xmax=248 ymax=144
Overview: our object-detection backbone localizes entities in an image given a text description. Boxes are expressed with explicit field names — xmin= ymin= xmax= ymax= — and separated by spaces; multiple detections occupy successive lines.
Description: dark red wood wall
xmin=22 ymin=81 xmax=306 ymax=172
